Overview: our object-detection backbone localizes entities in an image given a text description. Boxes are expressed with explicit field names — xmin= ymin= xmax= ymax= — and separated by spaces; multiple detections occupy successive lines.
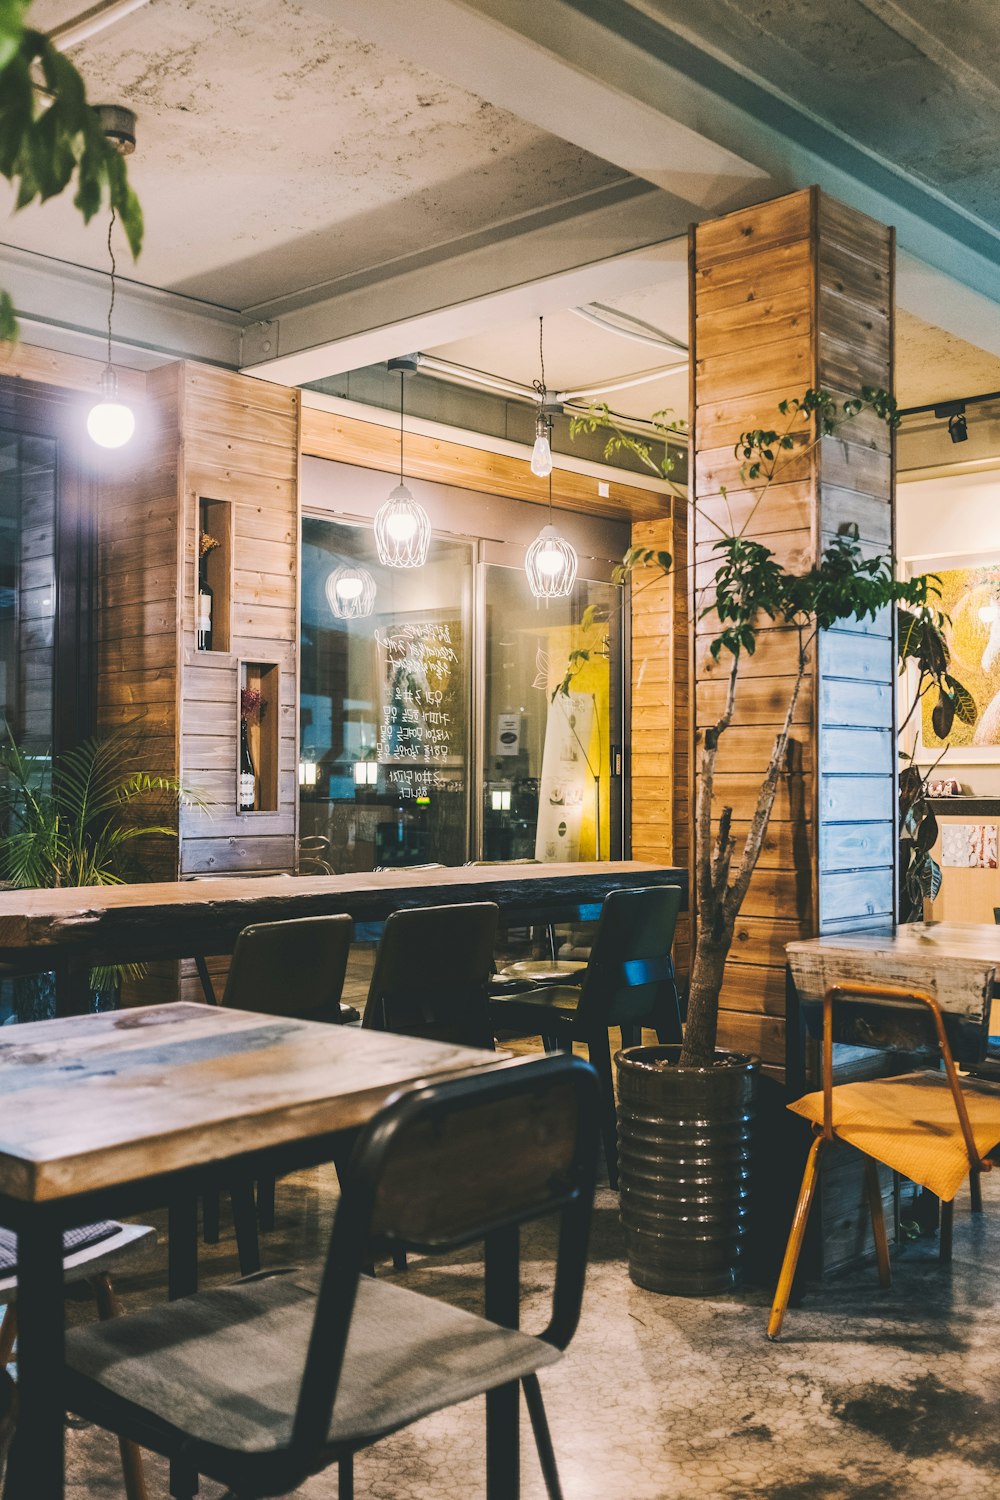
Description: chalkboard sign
xmin=375 ymin=615 xmax=466 ymax=799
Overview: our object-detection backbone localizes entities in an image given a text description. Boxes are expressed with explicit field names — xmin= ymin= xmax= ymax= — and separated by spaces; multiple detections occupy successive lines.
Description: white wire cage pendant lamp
xmin=526 ymin=471 xmax=577 ymax=600
xmin=325 ymin=562 xmax=376 ymax=620
xmin=87 ymin=207 xmax=136 ymax=449
xmin=374 ymin=355 xmax=431 ymax=568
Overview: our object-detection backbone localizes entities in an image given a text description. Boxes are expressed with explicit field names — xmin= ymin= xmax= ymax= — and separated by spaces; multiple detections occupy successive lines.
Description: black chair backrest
xmin=362 ymin=902 xmax=499 ymax=1048
xmin=222 ymin=915 xmax=353 ymax=1024
xmin=574 ymin=886 xmax=684 ymax=1031
xmin=292 ymin=1053 xmax=600 ymax=1458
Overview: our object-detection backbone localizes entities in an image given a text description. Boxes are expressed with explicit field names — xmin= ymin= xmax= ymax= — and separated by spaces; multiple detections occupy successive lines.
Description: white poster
xmin=495 ymin=712 xmax=521 ymax=757
xmin=534 ymin=692 xmax=597 ymax=862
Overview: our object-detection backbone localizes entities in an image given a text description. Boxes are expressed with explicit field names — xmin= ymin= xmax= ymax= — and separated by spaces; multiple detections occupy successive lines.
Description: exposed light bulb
xmin=530 ymin=413 xmax=553 ymax=478
xmin=87 ymin=368 xmax=134 ymax=448
xmin=325 ymin=564 xmax=375 ymax=619
xmin=374 ymin=482 xmax=431 ymax=568
xmin=336 ymin=575 xmax=364 ymax=601
xmin=535 ymin=543 xmax=565 ymax=577
xmin=525 ymin=524 xmax=577 ymax=600
xmin=385 ymin=507 xmax=418 ymax=544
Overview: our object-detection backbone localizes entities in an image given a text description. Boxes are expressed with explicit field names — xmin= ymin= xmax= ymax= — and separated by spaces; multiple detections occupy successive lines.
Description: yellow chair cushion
xmin=788 ymin=1071 xmax=1000 ymax=1202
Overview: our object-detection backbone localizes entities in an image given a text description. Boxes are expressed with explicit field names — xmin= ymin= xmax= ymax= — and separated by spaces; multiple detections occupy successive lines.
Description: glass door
xmin=481 ymin=561 xmax=622 ymax=863
xmin=300 ymin=516 xmax=473 ymax=874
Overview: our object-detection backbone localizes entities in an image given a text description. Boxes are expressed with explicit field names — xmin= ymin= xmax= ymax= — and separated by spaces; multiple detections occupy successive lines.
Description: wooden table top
xmin=0 ymin=861 xmax=685 ymax=962
xmin=786 ymin=922 xmax=1000 ymax=1023
xmin=0 ymin=1003 xmax=505 ymax=1203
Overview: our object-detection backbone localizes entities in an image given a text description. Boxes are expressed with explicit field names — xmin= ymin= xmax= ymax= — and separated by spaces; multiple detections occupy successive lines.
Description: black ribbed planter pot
xmin=616 ymin=1044 xmax=760 ymax=1296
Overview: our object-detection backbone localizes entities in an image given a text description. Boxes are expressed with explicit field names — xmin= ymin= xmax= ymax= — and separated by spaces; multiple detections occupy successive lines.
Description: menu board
xmin=376 ymin=616 xmax=465 ymax=799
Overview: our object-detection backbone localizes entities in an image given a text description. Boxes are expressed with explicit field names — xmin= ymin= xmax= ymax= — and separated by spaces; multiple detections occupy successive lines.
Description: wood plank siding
xmin=690 ymin=186 xmax=895 ymax=1073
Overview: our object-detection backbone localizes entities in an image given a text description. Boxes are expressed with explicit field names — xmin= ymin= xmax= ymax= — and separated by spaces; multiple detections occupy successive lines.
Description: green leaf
xmin=945 ymin=674 xmax=977 ymax=726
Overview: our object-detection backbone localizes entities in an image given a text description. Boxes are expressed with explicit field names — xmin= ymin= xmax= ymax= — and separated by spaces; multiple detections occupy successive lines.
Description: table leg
xmin=485 ymin=1224 xmax=520 ymax=1500
xmin=4 ymin=1215 xmax=65 ymax=1500
xmin=167 ymin=1196 xmax=199 ymax=1499
xmin=53 ymin=957 xmax=90 ymax=1019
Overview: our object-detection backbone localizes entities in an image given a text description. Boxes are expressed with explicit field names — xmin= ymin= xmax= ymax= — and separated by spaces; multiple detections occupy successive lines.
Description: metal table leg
xmin=4 ymin=1214 xmax=65 ymax=1500
xmin=168 ymin=1196 xmax=199 ymax=1499
xmin=485 ymin=1224 xmax=520 ymax=1500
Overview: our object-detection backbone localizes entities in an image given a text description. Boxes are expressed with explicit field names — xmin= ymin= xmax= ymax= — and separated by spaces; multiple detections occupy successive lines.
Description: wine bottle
xmin=239 ymin=719 xmax=256 ymax=811
xmin=197 ymin=566 xmax=214 ymax=652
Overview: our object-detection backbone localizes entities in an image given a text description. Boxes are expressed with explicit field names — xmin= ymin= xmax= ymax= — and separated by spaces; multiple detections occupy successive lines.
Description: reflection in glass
xmin=0 ymin=432 xmax=56 ymax=757
xmin=300 ymin=517 xmax=472 ymax=874
xmin=483 ymin=564 xmax=618 ymax=863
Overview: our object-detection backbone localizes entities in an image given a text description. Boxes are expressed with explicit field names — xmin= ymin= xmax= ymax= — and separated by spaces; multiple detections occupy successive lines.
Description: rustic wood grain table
xmin=0 ymin=860 xmax=687 ymax=1014
xmin=785 ymin=922 xmax=1000 ymax=1089
xmin=0 ymin=1003 xmax=516 ymax=1500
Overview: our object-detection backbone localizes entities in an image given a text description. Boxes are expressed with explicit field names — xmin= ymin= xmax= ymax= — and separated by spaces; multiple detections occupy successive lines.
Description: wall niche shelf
xmin=197 ymin=496 xmax=232 ymax=653
xmin=238 ymin=660 xmax=279 ymax=813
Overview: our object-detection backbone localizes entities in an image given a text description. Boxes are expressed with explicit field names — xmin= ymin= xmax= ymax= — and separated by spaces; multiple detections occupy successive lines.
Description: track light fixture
xmin=948 ymin=412 xmax=968 ymax=444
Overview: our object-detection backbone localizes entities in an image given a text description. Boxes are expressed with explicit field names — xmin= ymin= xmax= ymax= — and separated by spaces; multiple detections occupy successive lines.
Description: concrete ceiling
xmin=6 ymin=0 xmax=1000 ymax=410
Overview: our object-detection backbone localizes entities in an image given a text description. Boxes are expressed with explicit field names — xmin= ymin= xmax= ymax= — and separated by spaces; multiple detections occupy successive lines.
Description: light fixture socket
xmin=387 ymin=354 xmax=420 ymax=376
xmin=94 ymin=104 xmax=137 ymax=155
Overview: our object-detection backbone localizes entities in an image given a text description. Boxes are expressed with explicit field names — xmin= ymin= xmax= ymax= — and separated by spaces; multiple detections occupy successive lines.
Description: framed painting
xmin=903 ymin=550 xmax=1000 ymax=763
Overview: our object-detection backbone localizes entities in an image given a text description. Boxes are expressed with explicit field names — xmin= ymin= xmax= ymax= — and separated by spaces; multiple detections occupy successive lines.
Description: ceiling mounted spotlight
xmin=948 ymin=413 xmax=968 ymax=444
xmin=94 ymin=104 xmax=137 ymax=155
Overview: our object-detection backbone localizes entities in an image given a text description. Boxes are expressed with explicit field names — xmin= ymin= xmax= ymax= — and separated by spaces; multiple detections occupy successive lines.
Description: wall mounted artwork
xmin=911 ymin=556 xmax=1000 ymax=760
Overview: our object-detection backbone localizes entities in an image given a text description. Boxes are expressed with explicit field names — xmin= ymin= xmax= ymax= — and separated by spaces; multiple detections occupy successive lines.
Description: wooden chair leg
xmin=940 ymin=1196 xmax=954 ymax=1264
xmin=970 ymin=1167 xmax=984 ymax=1215
xmin=864 ymin=1158 xmax=891 ymax=1288
xmin=0 ymin=1305 xmax=17 ymax=1368
xmin=338 ymin=1452 xmax=354 ymax=1500
xmin=230 ymin=1181 xmax=261 ymax=1275
xmin=587 ymin=1030 xmax=619 ymax=1191
xmin=768 ymin=1135 xmax=826 ymax=1341
xmin=523 ymin=1373 xmax=564 ymax=1500
xmin=91 ymin=1273 xmax=149 ymax=1500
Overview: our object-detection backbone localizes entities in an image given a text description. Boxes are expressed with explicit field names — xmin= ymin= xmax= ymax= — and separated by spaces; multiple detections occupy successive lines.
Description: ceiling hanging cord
xmin=86 ymin=206 xmax=135 ymax=448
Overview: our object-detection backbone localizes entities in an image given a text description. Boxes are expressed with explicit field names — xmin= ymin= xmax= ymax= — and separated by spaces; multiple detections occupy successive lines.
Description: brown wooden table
xmin=0 ymin=1003 xmax=513 ymax=1500
xmin=0 ymin=860 xmax=687 ymax=1014
xmin=785 ymin=922 xmax=1000 ymax=1088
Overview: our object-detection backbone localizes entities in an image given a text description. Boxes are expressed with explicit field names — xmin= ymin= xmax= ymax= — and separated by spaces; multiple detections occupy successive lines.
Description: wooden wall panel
xmin=691 ymin=187 xmax=895 ymax=1073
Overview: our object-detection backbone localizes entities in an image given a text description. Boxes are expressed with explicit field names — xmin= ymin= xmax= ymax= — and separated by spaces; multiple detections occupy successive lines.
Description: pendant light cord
xmin=399 ymin=368 xmax=404 ymax=483
xmin=106 ymin=207 xmax=117 ymax=371
xmin=548 ymin=470 xmax=553 ymax=524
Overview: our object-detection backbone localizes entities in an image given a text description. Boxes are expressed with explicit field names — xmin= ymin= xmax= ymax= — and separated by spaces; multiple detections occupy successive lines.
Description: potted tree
xmin=0 ymin=732 xmax=186 ymax=1019
xmin=566 ymin=388 xmax=955 ymax=1292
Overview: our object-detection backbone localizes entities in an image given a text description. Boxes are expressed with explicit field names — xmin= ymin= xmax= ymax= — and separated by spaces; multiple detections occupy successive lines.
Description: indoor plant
xmin=0 ymin=731 xmax=184 ymax=1018
xmin=568 ymin=388 xmax=950 ymax=1291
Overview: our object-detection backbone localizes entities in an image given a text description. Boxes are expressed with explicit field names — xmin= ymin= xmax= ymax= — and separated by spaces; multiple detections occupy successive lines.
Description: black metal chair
xmin=490 ymin=884 xmax=685 ymax=1188
xmin=63 ymin=1053 xmax=600 ymax=1500
xmin=209 ymin=915 xmax=356 ymax=1243
xmin=362 ymin=902 xmax=499 ymax=1051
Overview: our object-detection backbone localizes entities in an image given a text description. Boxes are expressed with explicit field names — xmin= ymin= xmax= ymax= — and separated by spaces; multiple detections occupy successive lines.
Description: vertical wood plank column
xmin=690 ymin=186 xmax=894 ymax=1074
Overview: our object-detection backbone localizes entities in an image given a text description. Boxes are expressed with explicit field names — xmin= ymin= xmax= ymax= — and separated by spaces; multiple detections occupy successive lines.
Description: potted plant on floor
xmin=0 ymin=731 xmax=186 ymax=1019
xmin=566 ymin=388 xmax=952 ymax=1292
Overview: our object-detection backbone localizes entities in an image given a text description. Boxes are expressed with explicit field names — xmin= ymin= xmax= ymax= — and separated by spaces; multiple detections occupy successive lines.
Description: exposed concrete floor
xmin=53 ymin=1085 xmax=1000 ymax=1500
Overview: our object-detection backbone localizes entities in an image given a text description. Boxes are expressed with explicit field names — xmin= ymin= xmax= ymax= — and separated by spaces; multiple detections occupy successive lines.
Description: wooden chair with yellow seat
xmin=768 ymin=981 xmax=1000 ymax=1340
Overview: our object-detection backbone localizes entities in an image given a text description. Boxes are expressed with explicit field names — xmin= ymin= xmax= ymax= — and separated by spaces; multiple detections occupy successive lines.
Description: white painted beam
xmin=0 ymin=242 xmax=242 ymax=368
xmin=240 ymin=180 xmax=692 ymax=384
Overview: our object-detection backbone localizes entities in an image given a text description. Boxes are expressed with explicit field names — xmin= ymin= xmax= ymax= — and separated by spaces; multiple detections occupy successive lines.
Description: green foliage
xmin=0 ymin=732 xmax=189 ymax=988
xmin=568 ymin=404 xmax=685 ymax=484
xmin=737 ymin=386 xmax=900 ymax=482
xmin=0 ymin=1 xmax=143 ymax=340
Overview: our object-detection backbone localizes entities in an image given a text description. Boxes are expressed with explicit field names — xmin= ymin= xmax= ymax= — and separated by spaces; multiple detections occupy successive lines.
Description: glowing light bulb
xmin=325 ymin=564 xmax=375 ymax=619
xmin=530 ymin=413 xmax=553 ymax=478
xmin=336 ymin=575 xmax=364 ymax=601
xmin=536 ymin=544 xmax=564 ymax=577
xmin=374 ymin=482 xmax=430 ymax=568
xmin=386 ymin=507 xmax=417 ymax=543
xmin=525 ymin=524 xmax=577 ymax=600
xmin=87 ymin=370 xmax=135 ymax=448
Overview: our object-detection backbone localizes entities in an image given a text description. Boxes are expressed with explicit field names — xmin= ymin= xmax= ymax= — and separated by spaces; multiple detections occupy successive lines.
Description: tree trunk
xmin=680 ymin=918 xmax=735 ymax=1066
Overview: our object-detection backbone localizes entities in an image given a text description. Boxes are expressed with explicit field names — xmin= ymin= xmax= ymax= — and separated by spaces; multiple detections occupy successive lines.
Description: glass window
xmin=483 ymin=564 xmax=620 ymax=863
xmin=0 ymin=431 xmax=56 ymax=755
xmin=300 ymin=517 xmax=473 ymax=873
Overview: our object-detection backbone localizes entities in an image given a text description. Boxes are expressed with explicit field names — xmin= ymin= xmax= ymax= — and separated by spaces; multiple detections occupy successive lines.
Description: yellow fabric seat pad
xmin=788 ymin=1070 xmax=1000 ymax=1202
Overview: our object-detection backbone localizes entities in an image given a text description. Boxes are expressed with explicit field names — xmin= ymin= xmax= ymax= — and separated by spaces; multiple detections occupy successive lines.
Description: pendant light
xmin=530 ymin=315 xmax=554 ymax=477
xmin=526 ymin=471 xmax=577 ymax=600
xmin=374 ymin=356 xmax=430 ymax=568
xmin=87 ymin=208 xmax=135 ymax=449
xmin=326 ymin=563 xmax=376 ymax=620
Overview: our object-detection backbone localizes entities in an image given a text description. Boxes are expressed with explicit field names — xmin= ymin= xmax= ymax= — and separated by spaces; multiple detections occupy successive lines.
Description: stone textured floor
xmin=57 ymin=1147 xmax=1000 ymax=1500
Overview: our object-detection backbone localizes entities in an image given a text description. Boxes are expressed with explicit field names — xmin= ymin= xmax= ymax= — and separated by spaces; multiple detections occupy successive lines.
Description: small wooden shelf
xmin=239 ymin=660 xmax=279 ymax=813
xmin=198 ymin=497 xmax=232 ymax=653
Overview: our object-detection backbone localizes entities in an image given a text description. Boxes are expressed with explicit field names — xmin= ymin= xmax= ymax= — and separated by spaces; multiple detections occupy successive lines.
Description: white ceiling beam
xmin=239 ymin=180 xmax=691 ymax=385
xmin=0 ymin=243 xmax=242 ymax=367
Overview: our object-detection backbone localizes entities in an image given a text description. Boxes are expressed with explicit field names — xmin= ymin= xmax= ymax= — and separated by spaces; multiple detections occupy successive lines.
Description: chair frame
xmin=768 ymin=981 xmax=993 ymax=1340
xmin=65 ymin=1054 xmax=600 ymax=1500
